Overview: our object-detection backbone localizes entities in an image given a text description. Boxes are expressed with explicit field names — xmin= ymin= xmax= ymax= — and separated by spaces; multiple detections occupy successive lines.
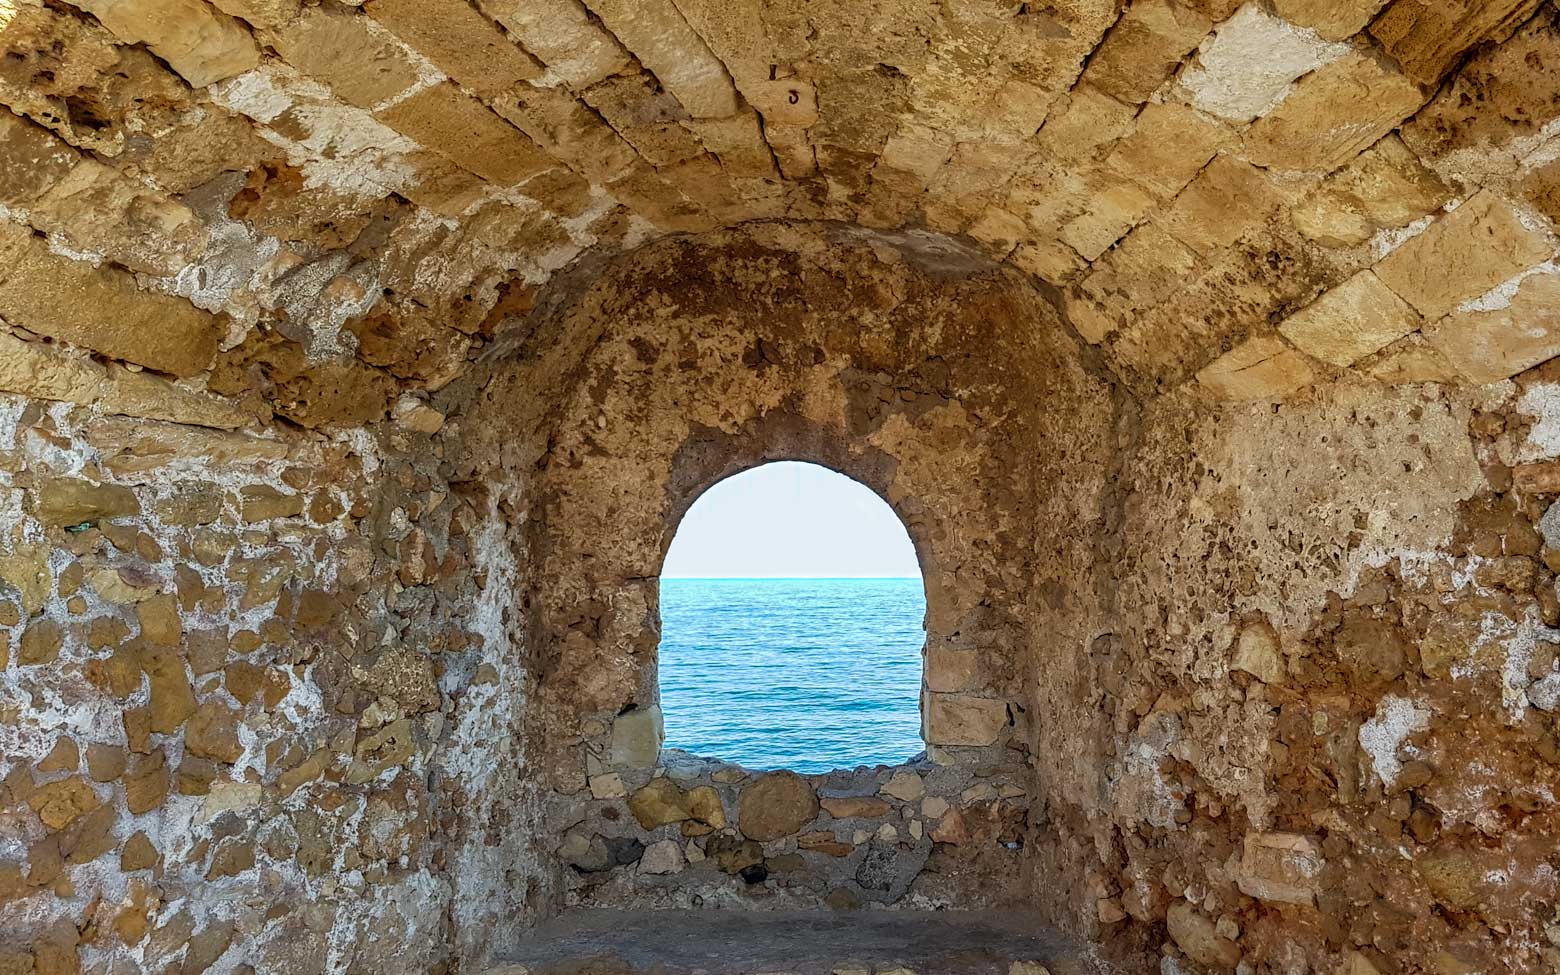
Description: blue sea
xmin=658 ymin=577 xmax=927 ymax=773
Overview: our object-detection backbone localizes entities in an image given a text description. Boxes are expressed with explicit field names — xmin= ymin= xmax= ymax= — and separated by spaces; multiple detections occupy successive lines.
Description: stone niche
xmin=458 ymin=222 xmax=1116 ymax=915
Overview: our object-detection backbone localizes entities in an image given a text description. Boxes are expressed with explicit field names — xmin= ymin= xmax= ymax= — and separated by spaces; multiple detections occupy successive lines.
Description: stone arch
xmin=458 ymin=222 xmax=1118 ymax=911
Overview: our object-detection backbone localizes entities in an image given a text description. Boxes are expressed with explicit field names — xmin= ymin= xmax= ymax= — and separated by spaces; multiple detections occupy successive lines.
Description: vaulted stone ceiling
xmin=0 ymin=0 xmax=1557 ymax=431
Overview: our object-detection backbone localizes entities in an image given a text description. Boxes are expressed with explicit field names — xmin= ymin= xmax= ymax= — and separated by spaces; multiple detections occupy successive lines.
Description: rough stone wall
xmin=0 ymin=396 xmax=545 ymax=975
xmin=459 ymin=223 xmax=1115 ymax=917
xmin=1032 ymin=376 xmax=1560 ymax=974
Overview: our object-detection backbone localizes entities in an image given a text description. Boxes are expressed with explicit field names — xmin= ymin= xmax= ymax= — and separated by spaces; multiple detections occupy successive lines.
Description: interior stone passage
xmin=3 ymin=2 xmax=1560 ymax=975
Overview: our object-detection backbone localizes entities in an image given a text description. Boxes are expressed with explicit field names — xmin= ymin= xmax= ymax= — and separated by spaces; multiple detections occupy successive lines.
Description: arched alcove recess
xmin=459 ymin=222 xmax=1119 ymax=918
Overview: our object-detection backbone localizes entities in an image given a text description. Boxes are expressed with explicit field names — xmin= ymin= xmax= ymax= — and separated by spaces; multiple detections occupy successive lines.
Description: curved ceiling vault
xmin=0 ymin=0 xmax=1556 ymax=432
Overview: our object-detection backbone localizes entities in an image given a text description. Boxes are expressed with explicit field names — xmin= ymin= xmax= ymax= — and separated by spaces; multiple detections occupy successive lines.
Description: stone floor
xmin=490 ymin=909 xmax=1111 ymax=975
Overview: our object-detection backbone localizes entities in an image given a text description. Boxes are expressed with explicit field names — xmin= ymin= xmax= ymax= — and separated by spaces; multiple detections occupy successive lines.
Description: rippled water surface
xmin=658 ymin=577 xmax=927 ymax=773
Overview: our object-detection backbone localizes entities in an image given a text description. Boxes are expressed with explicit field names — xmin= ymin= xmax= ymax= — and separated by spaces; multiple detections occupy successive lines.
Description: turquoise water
xmin=658 ymin=577 xmax=927 ymax=773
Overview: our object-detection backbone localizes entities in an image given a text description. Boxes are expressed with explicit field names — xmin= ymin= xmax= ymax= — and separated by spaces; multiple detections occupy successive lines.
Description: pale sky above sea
xmin=662 ymin=461 xmax=921 ymax=579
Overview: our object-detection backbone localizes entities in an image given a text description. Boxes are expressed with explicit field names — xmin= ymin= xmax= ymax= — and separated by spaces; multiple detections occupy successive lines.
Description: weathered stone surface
xmin=581 ymin=0 xmax=737 ymax=119
xmin=479 ymin=0 xmax=629 ymax=90
xmin=1167 ymin=901 xmax=1241 ymax=968
xmin=1179 ymin=4 xmax=1351 ymax=121
xmin=738 ymin=771 xmax=819 ymax=841
xmin=1243 ymin=52 xmax=1426 ymax=172
xmin=610 ymin=706 xmax=663 ymax=769
xmin=1272 ymin=0 xmax=1389 ymax=41
xmin=33 ymin=478 xmax=140 ymax=527
xmin=1278 ymin=270 xmax=1423 ymax=367
xmin=1370 ymin=0 xmax=1543 ymax=86
xmin=376 ymin=84 xmax=555 ymax=186
xmin=627 ymin=777 xmax=691 ymax=829
xmin=1196 ymin=335 xmax=1317 ymax=400
xmin=364 ymin=0 xmax=542 ymax=96
xmin=1373 ymin=192 xmax=1555 ymax=320
xmin=0 ymin=224 xmax=221 ymax=377
xmin=1231 ymin=620 xmax=1284 ymax=684
xmin=923 ymin=693 xmax=1007 ymax=746
xmin=70 ymin=0 xmax=260 ymax=87
xmin=820 ymin=796 xmax=892 ymax=819
xmin=265 ymin=5 xmax=421 ymax=108
xmin=0 ymin=109 xmax=79 ymax=204
xmin=1081 ymin=0 xmax=1213 ymax=105
xmin=1234 ymin=832 xmax=1323 ymax=905
xmin=1106 ymin=102 xmax=1232 ymax=199
xmin=638 ymin=838 xmax=684 ymax=875
xmin=1426 ymin=268 xmax=1560 ymax=383
xmin=0 ymin=332 xmax=248 ymax=429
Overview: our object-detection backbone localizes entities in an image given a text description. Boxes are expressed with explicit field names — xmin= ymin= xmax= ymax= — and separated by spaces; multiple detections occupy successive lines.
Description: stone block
xmin=1234 ymin=832 xmax=1323 ymax=905
xmin=377 ymin=83 xmax=555 ymax=186
xmin=479 ymin=0 xmax=629 ymax=90
xmin=1034 ymin=85 xmax=1137 ymax=164
xmin=610 ymin=705 xmax=663 ymax=768
xmin=1107 ymin=102 xmax=1233 ymax=199
xmin=1278 ymin=270 xmax=1423 ymax=367
xmin=70 ymin=0 xmax=259 ymax=88
xmin=265 ymin=5 xmax=422 ymax=109
xmin=30 ymin=159 xmax=203 ymax=276
xmin=1080 ymin=0 xmax=1213 ymax=105
xmin=1058 ymin=176 xmax=1156 ymax=261
xmin=1179 ymin=4 xmax=1352 ymax=121
xmin=1232 ymin=620 xmax=1284 ymax=684
xmin=1371 ymin=0 xmax=1543 ymax=86
xmin=1157 ymin=155 xmax=1286 ymax=256
xmin=365 ymin=0 xmax=542 ymax=96
xmin=922 ymin=693 xmax=1007 ymax=746
xmin=1243 ymin=52 xmax=1426 ymax=173
xmin=1292 ymin=134 xmax=1451 ymax=247
xmin=0 ymin=109 xmax=79 ymax=205
xmin=685 ymin=110 xmax=776 ymax=179
xmin=1372 ymin=191 xmax=1556 ymax=320
xmin=1196 ymin=335 xmax=1317 ymax=400
xmin=738 ymin=771 xmax=819 ymax=841
xmin=1166 ymin=901 xmax=1241 ymax=968
xmin=1272 ymin=0 xmax=1390 ymax=41
xmin=582 ymin=0 xmax=739 ymax=119
xmin=1426 ymin=268 xmax=1560 ymax=383
xmin=0 ymin=223 xmax=222 ymax=377
xmin=209 ymin=0 xmax=301 ymax=30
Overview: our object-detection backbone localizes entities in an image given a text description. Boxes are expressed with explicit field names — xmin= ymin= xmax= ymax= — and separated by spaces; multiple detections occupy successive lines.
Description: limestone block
xmin=377 ymin=84 xmax=555 ymax=186
xmin=1166 ymin=902 xmax=1241 ymax=968
xmin=879 ymin=770 xmax=925 ymax=802
xmin=1426 ymin=268 xmax=1560 ymax=383
xmin=1292 ymin=135 xmax=1451 ymax=247
xmin=1106 ymin=102 xmax=1233 ymax=199
xmin=922 ymin=692 xmax=1007 ymax=746
xmin=610 ymin=705 xmax=663 ymax=768
xmin=0 ymin=109 xmax=79 ymax=205
xmin=1033 ymin=99 xmax=1126 ymax=174
xmin=745 ymin=79 xmax=819 ymax=128
xmin=1011 ymin=238 xmax=1087 ymax=287
xmin=1234 ymin=832 xmax=1323 ymax=905
xmin=924 ymin=648 xmax=979 ymax=693
xmin=1157 ymin=155 xmax=1286 ymax=256
xmin=69 ymin=0 xmax=259 ymax=88
xmin=1196 ymin=335 xmax=1317 ymax=400
xmin=265 ymin=5 xmax=423 ymax=109
xmin=489 ymin=84 xmax=638 ymax=184
xmin=1364 ymin=333 xmax=1460 ymax=385
xmin=1372 ymin=192 xmax=1556 ymax=320
xmin=1232 ymin=620 xmax=1284 ymax=684
xmin=1058 ymin=176 xmax=1156 ymax=261
xmin=0 ymin=223 xmax=221 ymax=377
xmin=29 ymin=159 xmax=203 ymax=276
xmin=1243 ymin=52 xmax=1426 ymax=173
xmin=1179 ymin=4 xmax=1352 ymax=121
xmin=581 ymin=0 xmax=737 ymax=119
xmin=1371 ymin=0 xmax=1543 ymax=86
xmin=1278 ymin=270 xmax=1423 ymax=367
xmin=1272 ymin=0 xmax=1390 ymax=41
xmin=1080 ymin=0 xmax=1213 ymax=105
xmin=738 ymin=771 xmax=819 ymax=841
xmin=685 ymin=110 xmax=778 ymax=179
xmin=638 ymin=838 xmax=684 ymax=875
xmin=582 ymin=72 xmax=707 ymax=168
xmin=365 ymin=0 xmax=542 ymax=96
xmin=480 ymin=0 xmax=630 ymax=90
xmin=209 ymin=0 xmax=300 ymax=30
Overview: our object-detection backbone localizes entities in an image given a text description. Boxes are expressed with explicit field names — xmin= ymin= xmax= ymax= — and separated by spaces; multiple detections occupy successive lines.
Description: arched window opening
xmin=658 ymin=461 xmax=926 ymax=773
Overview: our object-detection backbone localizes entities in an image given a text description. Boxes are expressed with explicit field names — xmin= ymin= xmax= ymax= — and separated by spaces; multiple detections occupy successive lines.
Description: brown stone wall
xmin=460 ymin=223 xmax=1115 ymax=915
xmin=1038 ymin=377 xmax=1560 ymax=973
xmin=0 ymin=397 xmax=545 ymax=975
